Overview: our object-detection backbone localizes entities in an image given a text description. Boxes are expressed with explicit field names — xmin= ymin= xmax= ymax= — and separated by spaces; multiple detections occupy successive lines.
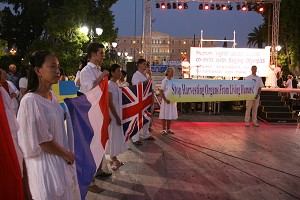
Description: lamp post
xmin=80 ymin=26 xmax=103 ymax=42
xmin=108 ymin=42 xmax=118 ymax=65
xmin=117 ymin=51 xmax=128 ymax=69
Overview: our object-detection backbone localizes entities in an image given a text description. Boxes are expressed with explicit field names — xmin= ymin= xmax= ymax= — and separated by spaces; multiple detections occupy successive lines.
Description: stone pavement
xmin=87 ymin=112 xmax=300 ymax=200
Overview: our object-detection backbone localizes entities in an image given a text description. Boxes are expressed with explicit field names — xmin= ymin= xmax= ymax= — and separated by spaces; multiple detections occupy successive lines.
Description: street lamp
xmin=108 ymin=42 xmax=118 ymax=65
xmin=9 ymin=48 xmax=16 ymax=56
xmin=80 ymin=26 xmax=103 ymax=42
xmin=117 ymin=51 xmax=128 ymax=69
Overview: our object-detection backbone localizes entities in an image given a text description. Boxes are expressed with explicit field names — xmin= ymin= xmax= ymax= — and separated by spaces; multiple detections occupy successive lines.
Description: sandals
xmin=161 ymin=130 xmax=168 ymax=135
xmin=167 ymin=129 xmax=175 ymax=134
xmin=109 ymin=160 xmax=124 ymax=170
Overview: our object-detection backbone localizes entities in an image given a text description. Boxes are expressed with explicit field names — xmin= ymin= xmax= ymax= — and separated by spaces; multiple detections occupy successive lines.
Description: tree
xmin=277 ymin=0 xmax=300 ymax=72
xmin=0 ymin=0 xmax=118 ymax=73
xmin=247 ymin=25 xmax=265 ymax=48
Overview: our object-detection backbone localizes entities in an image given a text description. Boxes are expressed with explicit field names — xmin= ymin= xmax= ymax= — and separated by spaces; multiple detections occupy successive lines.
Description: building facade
xmin=115 ymin=31 xmax=218 ymax=65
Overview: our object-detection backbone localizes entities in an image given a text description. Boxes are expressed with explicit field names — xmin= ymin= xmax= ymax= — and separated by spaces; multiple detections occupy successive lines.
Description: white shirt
xmin=132 ymin=71 xmax=149 ymax=85
xmin=80 ymin=62 xmax=102 ymax=94
xmin=286 ymin=79 xmax=292 ymax=89
xmin=245 ymin=74 xmax=264 ymax=95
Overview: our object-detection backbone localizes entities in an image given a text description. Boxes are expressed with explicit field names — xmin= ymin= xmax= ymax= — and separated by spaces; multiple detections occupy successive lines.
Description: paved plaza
xmin=87 ymin=112 xmax=300 ymax=200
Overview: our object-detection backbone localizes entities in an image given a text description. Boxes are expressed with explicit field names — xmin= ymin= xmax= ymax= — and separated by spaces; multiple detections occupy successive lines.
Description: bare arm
xmin=160 ymin=89 xmax=170 ymax=104
xmin=109 ymin=92 xmax=121 ymax=125
xmin=255 ymin=87 xmax=262 ymax=99
xmin=40 ymin=140 xmax=74 ymax=165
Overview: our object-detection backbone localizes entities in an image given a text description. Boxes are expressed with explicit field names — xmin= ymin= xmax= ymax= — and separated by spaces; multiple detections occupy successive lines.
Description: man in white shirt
xmin=131 ymin=59 xmax=155 ymax=145
xmin=244 ymin=65 xmax=264 ymax=127
xmin=79 ymin=43 xmax=110 ymax=193
xmin=80 ymin=43 xmax=109 ymax=94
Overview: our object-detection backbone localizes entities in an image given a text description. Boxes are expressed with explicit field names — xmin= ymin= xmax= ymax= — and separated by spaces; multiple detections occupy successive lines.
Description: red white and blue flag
xmin=121 ymin=80 xmax=152 ymax=141
xmin=64 ymin=77 xmax=110 ymax=199
xmin=0 ymin=88 xmax=24 ymax=200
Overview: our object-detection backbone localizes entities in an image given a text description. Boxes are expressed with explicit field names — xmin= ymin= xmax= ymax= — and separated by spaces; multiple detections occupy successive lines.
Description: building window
xmin=172 ymin=40 xmax=174 ymax=44
xmin=158 ymin=48 xmax=160 ymax=53
xmin=137 ymin=40 xmax=139 ymax=43
xmin=162 ymin=40 xmax=166 ymax=44
xmin=211 ymin=41 xmax=213 ymax=45
xmin=172 ymin=49 xmax=174 ymax=53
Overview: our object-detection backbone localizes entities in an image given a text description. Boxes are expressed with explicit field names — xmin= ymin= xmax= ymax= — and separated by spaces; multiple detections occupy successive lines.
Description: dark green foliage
xmin=0 ymin=0 xmax=118 ymax=74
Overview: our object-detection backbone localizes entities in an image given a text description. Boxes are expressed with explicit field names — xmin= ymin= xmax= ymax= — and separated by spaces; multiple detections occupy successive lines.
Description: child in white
xmin=106 ymin=64 xmax=127 ymax=170
xmin=159 ymin=67 xmax=178 ymax=134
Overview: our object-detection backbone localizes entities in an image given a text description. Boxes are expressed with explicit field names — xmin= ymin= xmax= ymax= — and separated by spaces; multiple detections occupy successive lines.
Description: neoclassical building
xmin=115 ymin=31 xmax=218 ymax=65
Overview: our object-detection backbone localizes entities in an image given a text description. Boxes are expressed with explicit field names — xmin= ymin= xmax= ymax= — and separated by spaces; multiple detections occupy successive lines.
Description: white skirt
xmin=159 ymin=100 xmax=178 ymax=120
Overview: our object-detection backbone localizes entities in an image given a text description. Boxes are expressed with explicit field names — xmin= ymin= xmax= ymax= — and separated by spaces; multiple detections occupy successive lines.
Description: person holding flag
xmin=79 ymin=42 xmax=111 ymax=193
xmin=106 ymin=64 xmax=128 ymax=170
xmin=131 ymin=58 xmax=155 ymax=145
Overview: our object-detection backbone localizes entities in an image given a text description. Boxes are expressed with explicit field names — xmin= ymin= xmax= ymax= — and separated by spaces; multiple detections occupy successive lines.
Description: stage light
xmin=221 ymin=5 xmax=227 ymax=10
xmin=210 ymin=4 xmax=215 ymax=10
xmin=167 ymin=3 xmax=171 ymax=9
xmin=155 ymin=3 xmax=160 ymax=8
xmin=258 ymin=5 xmax=264 ymax=12
xmin=204 ymin=4 xmax=209 ymax=10
xmin=248 ymin=5 xmax=252 ymax=11
xmin=227 ymin=5 xmax=233 ymax=10
xmin=183 ymin=3 xmax=188 ymax=9
xmin=178 ymin=3 xmax=183 ymax=10
xmin=172 ymin=2 xmax=177 ymax=9
xmin=242 ymin=5 xmax=247 ymax=11
xmin=216 ymin=4 xmax=221 ymax=10
xmin=161 ymin=3 xmax=166 ymax=9
xmin=199 ymin=4 xmax=203 ymax=10
xmin=237 ymin=4 xmax=241 ymax=10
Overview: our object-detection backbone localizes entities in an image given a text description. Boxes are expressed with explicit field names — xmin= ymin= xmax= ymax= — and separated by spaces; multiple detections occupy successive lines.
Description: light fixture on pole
xmin=117 ymin=51 xmax=128 ymax=69
xmin=109 ymin=42 xmax=118 ymax=64
xmin=80 ymin=26 xmax=103 ymax=42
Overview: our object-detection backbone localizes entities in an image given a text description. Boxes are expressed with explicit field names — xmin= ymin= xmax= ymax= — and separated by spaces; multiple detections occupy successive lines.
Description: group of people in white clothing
xmin=0 ymin=41 xmax=180 ymax=199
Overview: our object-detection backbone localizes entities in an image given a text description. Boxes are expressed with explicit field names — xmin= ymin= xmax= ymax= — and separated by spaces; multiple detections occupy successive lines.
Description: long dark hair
xmin=27 ymin=50 xmax=54 ymax=92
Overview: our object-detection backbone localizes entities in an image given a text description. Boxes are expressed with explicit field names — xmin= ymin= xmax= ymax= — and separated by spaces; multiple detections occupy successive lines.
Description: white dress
xmin=105 ymin=81 xmax=128 ymax=157
xmin=265 ymin=64 xmax=277 ymax=87
xmin=17 ymin=92 xmax=79 ymax=200
xmin=159 ymin=77 xmax=178 ymax=120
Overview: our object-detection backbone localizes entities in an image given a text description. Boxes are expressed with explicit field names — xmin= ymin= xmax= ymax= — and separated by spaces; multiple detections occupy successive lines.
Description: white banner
xmin=190 ymin=47 xmax=270 ymax=77
xmin=167 ymin=79 xmax=256 ymax=102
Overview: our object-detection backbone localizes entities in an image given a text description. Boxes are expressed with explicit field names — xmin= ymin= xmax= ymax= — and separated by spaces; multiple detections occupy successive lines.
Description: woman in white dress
xmin=159 ymin=67 xmax=178 ymax=134
xmin=17 ymin=50 xmax=79 ymax=200
xmin=265 ymin=61 xmax=277 ymax=88
xmin=106 ymin=64 xmax=128 ymax=170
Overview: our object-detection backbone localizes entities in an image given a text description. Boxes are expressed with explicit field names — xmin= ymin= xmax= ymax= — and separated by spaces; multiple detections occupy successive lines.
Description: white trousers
xmin=131 ymin=122 xmax=151 ymax=142
xmin=245 ymin=97 xmax=260 ymax=124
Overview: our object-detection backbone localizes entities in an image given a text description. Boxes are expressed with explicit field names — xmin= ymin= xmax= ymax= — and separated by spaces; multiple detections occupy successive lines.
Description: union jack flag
xmin=121 ymin=80 xmax=152 ymax=141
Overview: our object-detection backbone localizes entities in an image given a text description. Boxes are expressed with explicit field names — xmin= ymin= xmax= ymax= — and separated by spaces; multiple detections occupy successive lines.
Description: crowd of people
xmin=3 ymin=42 xmax=300 ymax=199
xmin=1 ymin=42 xmax=179 ymax=199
